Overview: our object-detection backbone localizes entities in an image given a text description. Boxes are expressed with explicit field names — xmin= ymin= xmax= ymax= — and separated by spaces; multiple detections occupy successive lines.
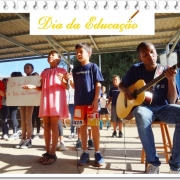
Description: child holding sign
xmin=15 ymin=64 xmax=35 ymax=149
xmin=22 ymin=51 xmax=69 ymax=165
xmin=68 ymin=43 xmax=105 ymax=166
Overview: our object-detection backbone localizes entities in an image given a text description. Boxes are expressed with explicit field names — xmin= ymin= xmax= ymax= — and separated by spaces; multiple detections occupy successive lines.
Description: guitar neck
xmin=136 ymin=73 xmax=165 ymax=96
xmin=132 ymin=62 xmax=180 ymax=97
xmin=135 ymin=63 xmax=179 ymax=96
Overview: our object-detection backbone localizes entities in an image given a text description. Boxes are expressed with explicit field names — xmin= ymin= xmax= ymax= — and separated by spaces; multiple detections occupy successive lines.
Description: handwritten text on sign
xmin=6 ymin=76 xmax=41 ymax=106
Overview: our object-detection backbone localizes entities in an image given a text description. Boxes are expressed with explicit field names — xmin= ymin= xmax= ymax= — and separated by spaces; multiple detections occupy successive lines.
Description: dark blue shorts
xmin=99 ymin=108 xmax=109 ymax=115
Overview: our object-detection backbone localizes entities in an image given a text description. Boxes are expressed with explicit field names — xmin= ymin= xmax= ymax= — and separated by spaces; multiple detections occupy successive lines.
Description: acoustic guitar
xmin=116 ymin=63 xmax=180 ymax=120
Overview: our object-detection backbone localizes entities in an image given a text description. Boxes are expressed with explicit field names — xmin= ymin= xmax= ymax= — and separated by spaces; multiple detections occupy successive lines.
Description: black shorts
xmin=99 ymin=108 xmax=109 ymax=115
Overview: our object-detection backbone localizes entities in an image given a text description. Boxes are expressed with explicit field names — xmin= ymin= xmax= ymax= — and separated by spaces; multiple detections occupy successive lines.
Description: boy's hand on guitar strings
xmin=123 ymin=89 xmax=135 ymax=100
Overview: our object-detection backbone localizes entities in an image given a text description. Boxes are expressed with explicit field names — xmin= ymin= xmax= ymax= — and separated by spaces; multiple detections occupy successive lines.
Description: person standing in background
xmin=106 ymin=75 xmax=123 ymax=138
xmin=99 ymin=86 xmax=110 ymax=130
xmin=57 ymin=119 xmax=66 ymax=151
xmin=1 ymin=72 xmax=22 ymax=141
xmin=15 ymin=64 xmax=34 ymax=149
xmin=66 ymin=84 xmax=76 ymax=139
xmin=0 ymin=78 xmax=7 ymax=139
xmin=9 ymin=72 xmax=22 ymax=140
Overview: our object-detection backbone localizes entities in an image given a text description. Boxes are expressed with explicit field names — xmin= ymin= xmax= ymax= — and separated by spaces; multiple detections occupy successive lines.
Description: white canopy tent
xmin=0 ymin=13 xmax=180 ymax=67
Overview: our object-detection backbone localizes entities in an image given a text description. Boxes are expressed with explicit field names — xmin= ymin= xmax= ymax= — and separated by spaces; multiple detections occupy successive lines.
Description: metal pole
xmin=99 ymin=54 xmax=101 ymax=71
xmin=68 ymin=52 xmax=70 ymax=71
xmin=166 ymin=44 xmax=170 ymax=66
xmin=168 ymin=33 xmax=180 ymax=58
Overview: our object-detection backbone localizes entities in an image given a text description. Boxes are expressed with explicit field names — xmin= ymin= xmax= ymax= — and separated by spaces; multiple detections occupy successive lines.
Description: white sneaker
xmin=69 ymin=134 xmax=75 ymax=139
xmin=17 ymin=130 xmax=22 ymax=138
xmin=58 ymin=143 xmax=66 ymax=151
xmin=107 ymin=127 xmax=110 ymax=130
xmin=169 ymin=169 xmax=180 ymax=174
xmin=33 ymin=134 xmax=40 ymax=140
xmin=145 ymin=164 xmax=159 ymax=174
xmin=15 ymin=139 xmax=25 ymax=149
xmin=20 ymin=139 xmax=32 ymax=149
xmin=17 ymin=130 xmax=22 ymax=136
xmin=8 ymin=133 xmax=19 ymax=141
xmin=3 ymin=134 xmax=9 ymax=140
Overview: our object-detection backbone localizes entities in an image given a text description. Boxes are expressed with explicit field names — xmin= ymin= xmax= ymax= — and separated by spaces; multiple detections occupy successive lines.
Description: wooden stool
xmin=141 ymin=121 xmax=172 ymax=164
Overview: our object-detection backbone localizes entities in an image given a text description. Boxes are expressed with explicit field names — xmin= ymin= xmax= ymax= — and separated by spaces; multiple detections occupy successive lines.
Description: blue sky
xmin=0 ymin=58 xmax=68 ymax=79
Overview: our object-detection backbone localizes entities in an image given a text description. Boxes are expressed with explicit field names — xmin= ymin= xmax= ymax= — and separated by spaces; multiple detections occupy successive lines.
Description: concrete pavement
xmin=0 ymin=124 xmax=177 ymax=178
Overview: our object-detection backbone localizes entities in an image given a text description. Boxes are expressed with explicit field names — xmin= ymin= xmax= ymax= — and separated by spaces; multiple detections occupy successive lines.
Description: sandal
xmin=38 ymin=152 xmax=49 ymax=163
xmin=43 ymin=154 xmax=57 ymax=165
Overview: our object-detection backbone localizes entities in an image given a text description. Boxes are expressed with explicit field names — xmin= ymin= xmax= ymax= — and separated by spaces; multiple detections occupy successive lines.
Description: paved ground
xmin=0 ymin=123 xmax=177 ymax=178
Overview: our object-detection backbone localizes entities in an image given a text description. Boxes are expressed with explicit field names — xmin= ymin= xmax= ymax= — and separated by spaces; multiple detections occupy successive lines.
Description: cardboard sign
xmin=6 ymin=76 xmax=41 ymax=106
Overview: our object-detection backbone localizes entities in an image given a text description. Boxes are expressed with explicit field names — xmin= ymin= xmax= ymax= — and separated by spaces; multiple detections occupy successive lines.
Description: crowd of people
xmin=0 ymin=42 xmax=180 ymax=173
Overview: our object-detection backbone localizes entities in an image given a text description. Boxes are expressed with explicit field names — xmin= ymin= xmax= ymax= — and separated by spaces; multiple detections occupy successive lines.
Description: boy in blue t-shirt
xmin=68 ymin=42 xmax=105 ymax=166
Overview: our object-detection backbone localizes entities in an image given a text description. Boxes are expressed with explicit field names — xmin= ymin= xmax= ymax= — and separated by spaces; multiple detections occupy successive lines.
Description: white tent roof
xmin=0 ymin=13 xmax=180 ymax=63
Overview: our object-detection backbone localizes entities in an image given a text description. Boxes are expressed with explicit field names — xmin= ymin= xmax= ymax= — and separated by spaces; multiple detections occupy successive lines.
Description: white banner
xmin=0 ymin=1 xmax=179 ymax=35
xmin=6 ymin=76 xmax=41 ymax=106
xmin=30 ymin=9 xmax=154 ymax=35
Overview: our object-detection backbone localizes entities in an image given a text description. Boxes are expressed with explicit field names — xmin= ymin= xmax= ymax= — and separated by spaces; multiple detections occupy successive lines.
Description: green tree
xmin=100 ymin=52 xmax=138 ymax=90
